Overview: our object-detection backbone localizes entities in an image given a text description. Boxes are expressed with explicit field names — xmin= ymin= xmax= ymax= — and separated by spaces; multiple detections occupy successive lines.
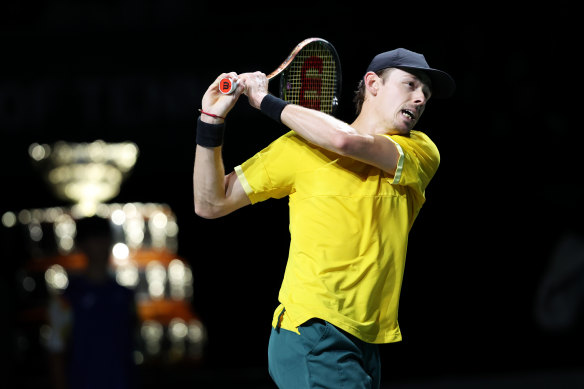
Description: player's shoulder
xmin=409 ymin=130 xmax=434 ymax=143
xmin=387 ymin=130 xmax=440 ymax=164
xmin=401 ymin=130 xmax=438 ymax=152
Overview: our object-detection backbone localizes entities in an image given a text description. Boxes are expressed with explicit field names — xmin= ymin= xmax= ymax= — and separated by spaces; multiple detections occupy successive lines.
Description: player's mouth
xmin=401 ymin=109 xmax=416 ymax=121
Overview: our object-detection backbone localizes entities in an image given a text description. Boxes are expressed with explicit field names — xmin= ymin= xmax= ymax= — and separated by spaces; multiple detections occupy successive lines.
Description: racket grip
xmin=219 ymin=77 xmax=238 ymax=94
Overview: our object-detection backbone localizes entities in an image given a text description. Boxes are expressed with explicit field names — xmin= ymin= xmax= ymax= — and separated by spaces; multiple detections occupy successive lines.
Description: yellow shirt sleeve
xmin=381 ymin=130 xmax=440 ymax=203
xmin=235 ymin=132 xmax=299 ymax=204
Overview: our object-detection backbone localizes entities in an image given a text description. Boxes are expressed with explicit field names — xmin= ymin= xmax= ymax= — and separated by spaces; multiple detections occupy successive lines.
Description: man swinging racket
xmin=193 ymin=46 xmax=455 ymax=388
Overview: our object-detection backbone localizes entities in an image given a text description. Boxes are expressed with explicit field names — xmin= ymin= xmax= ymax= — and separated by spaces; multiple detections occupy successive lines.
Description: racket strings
xmin=283 ymin=42 xmax=338 ymax=114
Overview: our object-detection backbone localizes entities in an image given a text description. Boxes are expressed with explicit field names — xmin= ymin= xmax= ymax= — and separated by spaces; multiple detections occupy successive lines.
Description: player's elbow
xmin=194 ymin=200 xmax=222 ymax=219
xmin=193 ymin=203 xmax=211 ymax=219
xmin=327 ymin=132 xmax=348 ymax=154
xmin=194 ymin=207 xmax=221 ymax=220
xmin=330 ymin=132 xmax=362 ymax=156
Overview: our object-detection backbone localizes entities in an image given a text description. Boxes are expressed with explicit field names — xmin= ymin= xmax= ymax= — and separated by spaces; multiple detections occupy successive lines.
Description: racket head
xmin=277 ymin=38 xmax=342 ymax=116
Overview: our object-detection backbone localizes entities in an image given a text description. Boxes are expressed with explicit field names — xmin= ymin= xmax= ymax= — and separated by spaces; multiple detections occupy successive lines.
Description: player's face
xmin=377 ymin=69 xmax=431 ymax=134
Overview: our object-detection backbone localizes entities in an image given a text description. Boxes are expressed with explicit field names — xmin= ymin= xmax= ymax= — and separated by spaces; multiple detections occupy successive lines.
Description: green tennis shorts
xmin=267 ymin=318 xmax=381 ymax=389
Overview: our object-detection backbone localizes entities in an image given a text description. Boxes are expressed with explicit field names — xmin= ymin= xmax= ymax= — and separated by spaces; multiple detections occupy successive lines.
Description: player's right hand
xmin=200 ymin=72 xmax=244 ymax=122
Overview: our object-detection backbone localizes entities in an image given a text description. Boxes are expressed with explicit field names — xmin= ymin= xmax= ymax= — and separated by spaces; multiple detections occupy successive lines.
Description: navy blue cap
xmin=366 ymin=48 xmax=455 ymax=98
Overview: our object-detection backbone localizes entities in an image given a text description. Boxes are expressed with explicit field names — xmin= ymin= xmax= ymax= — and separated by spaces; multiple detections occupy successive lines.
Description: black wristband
xmin=260 ymin=94 xmax=289 ymax=123
xmin=196 ymin=116 xmax=225 ymax=147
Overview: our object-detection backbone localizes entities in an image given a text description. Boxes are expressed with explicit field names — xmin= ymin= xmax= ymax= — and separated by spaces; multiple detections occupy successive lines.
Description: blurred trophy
xmin=3 ymin=140 xmax=206 ymax=371
xmin=28 ymin=140 xmax=139 ymax=216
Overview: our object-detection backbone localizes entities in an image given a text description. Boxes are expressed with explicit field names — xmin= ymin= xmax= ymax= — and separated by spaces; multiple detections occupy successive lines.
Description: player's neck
xmin=352 ymin=111 xmax=400 ymax=136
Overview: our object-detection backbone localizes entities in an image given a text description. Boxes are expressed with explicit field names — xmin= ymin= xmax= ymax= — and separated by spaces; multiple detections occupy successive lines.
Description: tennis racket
xmin=219 ymin=37 xmax=342 ymax=116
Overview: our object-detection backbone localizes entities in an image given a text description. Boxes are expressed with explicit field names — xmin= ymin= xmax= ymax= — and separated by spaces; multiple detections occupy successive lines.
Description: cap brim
xmin=398 ymin=66 xmax=456 ymax=99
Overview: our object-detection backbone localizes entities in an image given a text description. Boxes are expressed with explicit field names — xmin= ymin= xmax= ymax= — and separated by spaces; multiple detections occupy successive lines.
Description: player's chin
xmin=395 ymin=121 xmax=414 ymax=135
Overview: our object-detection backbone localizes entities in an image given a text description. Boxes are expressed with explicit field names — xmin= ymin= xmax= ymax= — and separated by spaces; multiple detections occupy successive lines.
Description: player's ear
xmin=364 ymin=71 xmax=381 ymax=96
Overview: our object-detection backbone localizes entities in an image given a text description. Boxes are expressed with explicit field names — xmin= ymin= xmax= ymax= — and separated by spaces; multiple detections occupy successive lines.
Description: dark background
xmin=1 ymin=2 xmax=583 ymax=388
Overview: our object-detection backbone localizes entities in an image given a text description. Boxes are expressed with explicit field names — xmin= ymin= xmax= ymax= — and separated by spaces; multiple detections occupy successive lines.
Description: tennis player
xmin=193 ymin=48 xmax=455 ymax=388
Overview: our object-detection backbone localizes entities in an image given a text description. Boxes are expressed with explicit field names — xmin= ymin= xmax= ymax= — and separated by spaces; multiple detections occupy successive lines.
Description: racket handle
xmin=219 ymin=77 xmax=238 ymax=94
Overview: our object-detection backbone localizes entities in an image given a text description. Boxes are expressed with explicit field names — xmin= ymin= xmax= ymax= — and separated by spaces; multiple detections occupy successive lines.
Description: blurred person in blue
xmin=48 ymin=216 xmax=138 ymax=389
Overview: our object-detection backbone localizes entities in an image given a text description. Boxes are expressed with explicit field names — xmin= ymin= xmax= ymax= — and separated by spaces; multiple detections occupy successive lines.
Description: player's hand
xmin=239 ymin=71 xmax=269 ymax=109
xmin=201 ymin=72 xmax=244 ymax=122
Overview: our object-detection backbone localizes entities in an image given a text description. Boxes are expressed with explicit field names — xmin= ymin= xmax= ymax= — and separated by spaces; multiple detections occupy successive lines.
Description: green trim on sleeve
xmin=380 ymin=135 xmax=404 ymax=184
xmin=234 ymin=165 xmax=253 ymax=196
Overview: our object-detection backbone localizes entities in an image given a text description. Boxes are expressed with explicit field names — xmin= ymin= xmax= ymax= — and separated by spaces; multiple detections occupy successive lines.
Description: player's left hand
xmin=239 ymin=71 xmax=269 ymax=109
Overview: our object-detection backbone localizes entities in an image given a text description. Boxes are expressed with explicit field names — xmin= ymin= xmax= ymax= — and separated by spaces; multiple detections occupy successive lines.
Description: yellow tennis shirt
xmin=234 ymin=129 xmax=440 ymax=344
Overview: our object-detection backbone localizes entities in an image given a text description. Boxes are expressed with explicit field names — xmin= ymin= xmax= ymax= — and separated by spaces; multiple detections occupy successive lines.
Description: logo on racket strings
xmin=299 ymin=56 xmax=323 ymax=111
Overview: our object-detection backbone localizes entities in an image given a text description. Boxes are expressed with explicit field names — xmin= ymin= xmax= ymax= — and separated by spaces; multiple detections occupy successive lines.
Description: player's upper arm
xmin=224 ymin=170 xmax=252 ymax=211
xmin=334 ymin=131 xmax=402 ymax=177
xmin=195 ymin=171 xmax=251 ymax=219
xmin=280 ymin=105 xmax=401 ymax=176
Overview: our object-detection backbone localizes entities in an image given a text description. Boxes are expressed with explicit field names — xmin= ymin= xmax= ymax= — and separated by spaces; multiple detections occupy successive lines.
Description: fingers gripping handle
xmin=219 ymin=77 xmax=238 ymax=94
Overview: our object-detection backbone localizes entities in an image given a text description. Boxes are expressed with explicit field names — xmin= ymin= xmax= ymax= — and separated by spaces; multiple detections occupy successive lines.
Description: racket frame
xmin=218 ymin=37 xmax=342 ymax=116
xmin=276 ymin=37 xmax=342 ymax=116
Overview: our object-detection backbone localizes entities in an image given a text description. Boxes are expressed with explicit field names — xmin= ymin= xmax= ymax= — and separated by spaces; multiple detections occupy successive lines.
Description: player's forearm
xmin=281 ymin=104 xmax=367 ymax=156
xmin=193 ymin=146 xmax=227 ymax=219
xmin=280 ymin=104 xmax=398 ymax=174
